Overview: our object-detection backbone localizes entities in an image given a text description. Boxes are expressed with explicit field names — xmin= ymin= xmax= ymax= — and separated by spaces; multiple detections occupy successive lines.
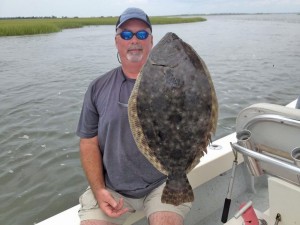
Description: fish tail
xmin=161 ymin=174 xmax=194 ymax=206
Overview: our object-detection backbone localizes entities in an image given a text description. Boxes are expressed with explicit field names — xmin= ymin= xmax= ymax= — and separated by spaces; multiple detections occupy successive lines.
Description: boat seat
xmin=235 ymin=103 xmax=300 ymax=185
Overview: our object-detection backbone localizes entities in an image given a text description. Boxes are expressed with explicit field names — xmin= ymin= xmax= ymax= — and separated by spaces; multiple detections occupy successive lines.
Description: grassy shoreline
xmin=0 ymin=16 xmax=206 ymax=37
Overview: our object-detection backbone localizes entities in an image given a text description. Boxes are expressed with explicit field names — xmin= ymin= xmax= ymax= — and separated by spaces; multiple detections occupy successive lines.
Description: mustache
xmin=128 ymin=45 xmax=143 ymax=51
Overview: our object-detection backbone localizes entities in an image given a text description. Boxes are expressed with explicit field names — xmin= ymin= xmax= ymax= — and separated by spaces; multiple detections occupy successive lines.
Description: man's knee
xmin=148 ymin=211 xmax=184 ymax=225
xmin=80 ymin=219 xmax=117 ymax=225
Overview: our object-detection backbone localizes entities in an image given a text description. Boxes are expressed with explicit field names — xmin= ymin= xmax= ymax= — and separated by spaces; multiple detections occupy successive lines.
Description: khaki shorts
xmin=78 ymin=183 xmax=192 ymax=224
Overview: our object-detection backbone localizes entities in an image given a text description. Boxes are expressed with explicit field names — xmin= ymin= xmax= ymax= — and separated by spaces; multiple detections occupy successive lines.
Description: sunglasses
xmin=118 ymin=30 xmax=150 ymax=40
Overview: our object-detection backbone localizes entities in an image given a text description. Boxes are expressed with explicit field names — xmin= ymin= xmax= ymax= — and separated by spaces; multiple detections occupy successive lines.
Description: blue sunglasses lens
xmin=120 ymin=31 xmax=133 ymax=40
xmin=136 ymin=30 xmax=148 ymax=40
xmin=120 ymin=30 xmax=149 ymax=40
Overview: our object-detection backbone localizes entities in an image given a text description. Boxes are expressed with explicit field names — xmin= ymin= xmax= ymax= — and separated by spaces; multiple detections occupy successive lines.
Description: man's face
xmin=115 ymin=19 xmax=153 ymax=64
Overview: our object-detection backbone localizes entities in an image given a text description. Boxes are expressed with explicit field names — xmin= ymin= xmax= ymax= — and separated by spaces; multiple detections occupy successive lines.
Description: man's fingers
xmin=115 ymin=198 xmax=124 ymax=211
xmin=102 ymin=203 xmax=129 ymax=218
xmin=99 ymin=196 xmax=131 ymax=218
xmin=104 ymin=193 xmax=118 ymax=208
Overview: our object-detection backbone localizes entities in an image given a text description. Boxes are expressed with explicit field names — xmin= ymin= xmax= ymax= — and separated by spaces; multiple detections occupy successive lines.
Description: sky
xmin=0 ymin=0 xmax=300 ymax=18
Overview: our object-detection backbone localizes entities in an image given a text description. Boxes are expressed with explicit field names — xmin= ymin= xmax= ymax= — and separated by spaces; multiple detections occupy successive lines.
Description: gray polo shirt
xmin=77 ymin=66 xmax=166 ymax=198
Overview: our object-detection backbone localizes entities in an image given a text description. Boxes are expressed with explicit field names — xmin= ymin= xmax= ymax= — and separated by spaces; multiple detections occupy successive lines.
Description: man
xmin=76 ymin=7 xmax=191 ymax=225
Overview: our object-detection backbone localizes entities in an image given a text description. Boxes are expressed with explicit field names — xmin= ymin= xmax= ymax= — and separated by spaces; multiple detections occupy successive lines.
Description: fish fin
xmin=161 ymin=174 xmax=194 ymax=206
xmin=185 ymin=147 xmax=205 ymax=173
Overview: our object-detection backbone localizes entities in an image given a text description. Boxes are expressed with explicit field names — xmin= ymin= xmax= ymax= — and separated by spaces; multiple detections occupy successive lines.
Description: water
xmin=0 ymin=14 xmax=299 ymax=224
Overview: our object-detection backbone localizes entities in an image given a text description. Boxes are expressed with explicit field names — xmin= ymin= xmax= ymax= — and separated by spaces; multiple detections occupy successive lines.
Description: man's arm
xmin=79 ymin=136 xmax=129 ymax=217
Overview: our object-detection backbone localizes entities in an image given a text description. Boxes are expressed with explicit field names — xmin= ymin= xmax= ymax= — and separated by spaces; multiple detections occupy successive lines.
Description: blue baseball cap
xmin=116 ymin=7 xmax=152 ymax=32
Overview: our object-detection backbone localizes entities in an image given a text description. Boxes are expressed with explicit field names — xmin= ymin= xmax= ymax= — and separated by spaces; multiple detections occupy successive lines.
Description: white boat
xmin=37 ymin=99 xmax=300 ymax=225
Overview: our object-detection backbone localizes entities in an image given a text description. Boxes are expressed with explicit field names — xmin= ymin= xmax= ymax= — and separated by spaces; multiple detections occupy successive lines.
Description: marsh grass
xmin=0 ymin=21 xmax=60 ymax=36
xmin=0 ymin=16 xmax=206 ymax=36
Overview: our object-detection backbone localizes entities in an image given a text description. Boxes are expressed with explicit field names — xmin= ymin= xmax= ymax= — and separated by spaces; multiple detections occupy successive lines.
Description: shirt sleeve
xmin=76 ymin=83 xmax=99 ymax=138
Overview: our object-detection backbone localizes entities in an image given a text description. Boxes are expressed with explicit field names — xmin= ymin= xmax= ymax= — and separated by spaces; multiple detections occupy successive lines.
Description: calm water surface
xmin=0 ymin=14 xmax=299 ymax=224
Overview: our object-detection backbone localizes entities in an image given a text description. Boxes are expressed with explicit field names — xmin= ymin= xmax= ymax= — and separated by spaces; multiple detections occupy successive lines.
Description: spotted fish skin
xmin=128 ymin=32 xmax=218 ymax=206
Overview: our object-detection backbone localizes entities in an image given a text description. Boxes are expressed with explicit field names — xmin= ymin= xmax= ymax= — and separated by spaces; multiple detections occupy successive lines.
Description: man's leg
xmin=81 ymin=220 xmax=117 ymax=225
xmin=144 ymin=183 xmax=192 ymax=225
xmin=148 ymin=211 xmax=183 ymax=225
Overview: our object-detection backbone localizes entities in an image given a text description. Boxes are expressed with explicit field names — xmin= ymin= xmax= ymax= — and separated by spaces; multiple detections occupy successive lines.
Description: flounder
xmin=128 ymin=32 xmax=218 ymax=206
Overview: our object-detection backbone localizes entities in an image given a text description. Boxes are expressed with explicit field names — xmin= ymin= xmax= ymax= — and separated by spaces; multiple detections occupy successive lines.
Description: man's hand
xmin=96 ymin=188 xmax=130 ymax=218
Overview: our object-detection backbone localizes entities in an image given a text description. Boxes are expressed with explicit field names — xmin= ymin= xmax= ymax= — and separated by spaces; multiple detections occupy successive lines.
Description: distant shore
xmin=0 ymin=16 xmax=206 ymax=37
